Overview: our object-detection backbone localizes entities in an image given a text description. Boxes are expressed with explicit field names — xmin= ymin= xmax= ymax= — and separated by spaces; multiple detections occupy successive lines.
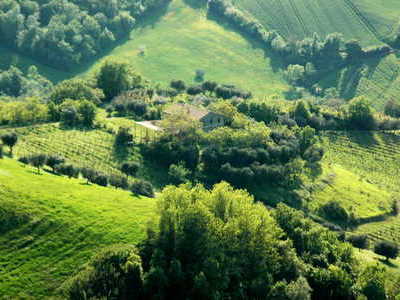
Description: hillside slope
xmin=0 ymin=158 xmax=156 ymax=298
xmin=80 ymin=0 xmax=288 ymax=96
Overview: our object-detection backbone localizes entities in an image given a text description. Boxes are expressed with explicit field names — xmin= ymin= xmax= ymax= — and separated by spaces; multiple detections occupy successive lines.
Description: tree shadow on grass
xmin=344 ymin=130 xmax=379 ymax=148
xmin=378 ymin=258 xmax=397 ymax=268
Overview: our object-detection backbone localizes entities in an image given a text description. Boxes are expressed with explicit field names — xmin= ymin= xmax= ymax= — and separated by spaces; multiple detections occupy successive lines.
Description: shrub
xmin=109 ymin=174 xmax=129 ymax=190
xmin=0 ymin=145 xmax=2 ymax=159
xmin=374 ymin=241 xmax=399 ymax=261
xmin=80 ymin=167 xmax=98 ymax=184
xmin=18 ymin=156 xmax=29 ymax=165
xmin=131 ymin=180 xmax=154 ymax=198
xmin=319 ymin=201 xmax=349 ymax=224
xmin=92 ymin=174 xmax=109 ymax=187
xmin=56 ymin=164 xmax=79 ymax=178
xmin=1 ymin=132 xmax=18 ymax=156
xmin=347 ymin=234 xmax=369 ymax=250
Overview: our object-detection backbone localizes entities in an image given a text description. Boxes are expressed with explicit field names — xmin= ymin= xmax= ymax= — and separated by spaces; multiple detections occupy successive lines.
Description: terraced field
xmin=356 ymin=216 xmax=400 ymax=246
xmin=232 ymin=0 xmax=385 ymax=45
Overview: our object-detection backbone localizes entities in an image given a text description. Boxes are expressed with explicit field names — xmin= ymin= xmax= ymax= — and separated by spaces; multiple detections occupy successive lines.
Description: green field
xmin=0 ymin=158 xmax=156 ymax=298
xmin=308 ymin=164 xmax=393 ymax=220
xmin=320 ymin=130 xmax=400 ymax=246
xmin=232 ymin=0 xmax=394 ymax=45
xmin=79 ymin=0 xmax=287 ymax=97
xmin=0 ymin=120 xmax=168 ymax=187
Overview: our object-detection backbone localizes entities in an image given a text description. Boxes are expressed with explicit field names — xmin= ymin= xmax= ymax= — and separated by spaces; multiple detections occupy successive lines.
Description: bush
xmin=319 ymin=201 xmax=349 ymax=224
xmin=46 ymin=155 xmax=65 ymax=172
xmin=56 ymin=164 xmax=79 ymax=178
xmin=374 ymin=241 xmax=399 ymax=261
xmin=131 ymin=180 xmax=154 ymax=198
xmin=18 ymin=156 xmax=29 ymax=165
xmin=80 ymin=167 xmax=98 ymax=184
xmin=0 ymin=145 xmax=2 ymax=159
xmin=121 ymin=162 xmax=140 ymax=178
xmin=92 ymin=174 xmax=109 ymax=187
xmin=28 ymin=154 xmax=48 ymax=173
xmin=109 ymin=174 xmax=129 ymax=190
xmin=168 ymin=162 xmax=190 ymax=185
xmin=347 ymin=234 xmax=369 ymax=250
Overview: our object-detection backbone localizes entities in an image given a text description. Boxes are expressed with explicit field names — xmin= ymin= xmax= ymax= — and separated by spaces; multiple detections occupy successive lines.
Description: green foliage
xmin=1 ymin=132 xmax=18 ymax=155
xmin=0 ymin=97 xmax=49 ymax=126
xmin=355 ymin=265 xmax=387 ymax=300
xmin=374 ymin=241 xmax=399 ymax=261
xmin=64 ymin=245 xmax=144 ymax=299
xmin=59 ymin=99 xmax=97 ymax=127
xmin=346 ymin=97 xmax=376 ymax=130
xmin=96 ymin=60 xmax=142 ymax=100
xmin=50 ymin=79 xmax=104 ymax=105
xmin=131 ymin=179 xmax=154 ymax=198
xmin=168 ymin=162 xmax=190 ymax=185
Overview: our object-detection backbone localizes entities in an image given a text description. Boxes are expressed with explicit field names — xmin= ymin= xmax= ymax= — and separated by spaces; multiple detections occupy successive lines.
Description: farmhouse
xmin=164 ymin=103 xmax=227 ymax=131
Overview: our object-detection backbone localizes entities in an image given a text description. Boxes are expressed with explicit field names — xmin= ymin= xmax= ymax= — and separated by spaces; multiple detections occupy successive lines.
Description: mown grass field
xmin=0 ymin=158 xmax=157 ymax=298
xmin=232 ymin=0 xmax=393 ymax=45
xmin=81 ymin=0 xmax=288 ymax=97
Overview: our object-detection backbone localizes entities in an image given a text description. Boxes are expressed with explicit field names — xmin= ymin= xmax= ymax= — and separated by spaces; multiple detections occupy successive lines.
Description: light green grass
xmin=80 ymin=0 xmax=288 ymax=97
xmin=308 ymin=164 xmax=393 ymax=220
xmin=0 ymin=158 xmax=156 ymax=298
xmin=355 ymin=216 xmax=400 ymax=247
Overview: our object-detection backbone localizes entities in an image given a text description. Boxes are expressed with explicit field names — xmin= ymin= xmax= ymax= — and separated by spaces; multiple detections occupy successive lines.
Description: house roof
xmin=164 ymin=103 xmax=210 ymax=121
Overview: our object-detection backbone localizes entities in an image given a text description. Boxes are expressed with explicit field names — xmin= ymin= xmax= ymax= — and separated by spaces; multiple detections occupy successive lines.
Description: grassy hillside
xmin=321 ymin=130 xmax=400 ymax=247
xmin=81 ymin=0 xmax=288 ymax=97
xmin=231 ymin=0 xmax=393 ymax=45
xmin=308 ymin=164 xmax=393 ymax=220
xmin=0 ymin=158 xmax=156 ymax=298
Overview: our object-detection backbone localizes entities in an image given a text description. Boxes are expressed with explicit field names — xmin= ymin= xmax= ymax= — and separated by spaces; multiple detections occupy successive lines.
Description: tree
xmin=29 ymin=154 xmax=47 ymax=174
xmin=195 ymin=69 xmax=205 ymax=82
xmin=347 ymin=97 xmax=375 ymax=130
xmin=0 ymin=145 xmax=3 ymax=159
xmin=384 ymin=100 xmax=400 ymax=118
xmin=170 ymin=80 xmax=186 ymax=92
xmin=115 ymin=127 xmax=133 ymax=146
xmin=130 ymin=179 xmax=154 ymax=198
xmin=66 ymin=245 xmax=144 ymax=299
xmin=81 ymin=167 xmax=98 ymax=184
xmin=46 ymin=155 xmax=65 ymax=172
xmin=50 ymin=79 xmax=104 ymax=104
xmin=109 ymin=174 xmax=129 ymax=190
xmin=56 ymin=163 xmax=79 ymax=178
xmin=78 ymin=100 xmax=97 ymax=127
xmin=96 ymin=60 xmax=141 ymax=100
xmin=374 ymin=241 xmax=399 ymax=261
xmin=1 ymin=132 xmax=18 ymax=156
xmin=121 ymin=162 xmax=140 ymax=178
xmin=168 ymin=162 xmax=190 ymax=185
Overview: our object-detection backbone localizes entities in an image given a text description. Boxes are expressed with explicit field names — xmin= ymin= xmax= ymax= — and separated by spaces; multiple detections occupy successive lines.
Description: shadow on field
xmin=345 ymin=131 xmax=379 ymax=148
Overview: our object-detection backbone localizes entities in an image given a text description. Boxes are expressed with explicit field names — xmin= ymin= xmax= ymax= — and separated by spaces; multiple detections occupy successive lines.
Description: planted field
xmin=322 ymin=130 xmax=400 ymax=194
xmin=355 ymin=54 xmax=400 ymax=110
xmin=232 ymin=0 xmax=387 ymax=45
xmin=81 ymin=0 xmax=288 ymax=97
xmin=0 ymin=158 xmax=156 ymax=297
xmin=308 ymin=164 xmax=393 ymax=220
xmin=356 ymin=216 xmax=400 ymax=247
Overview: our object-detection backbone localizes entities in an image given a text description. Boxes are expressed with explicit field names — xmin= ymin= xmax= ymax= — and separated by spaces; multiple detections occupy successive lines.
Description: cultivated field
xmin=232 ymin=0 xmax=394 ymax=45
xmin=0 ymin=158 xmax=156 ymax=297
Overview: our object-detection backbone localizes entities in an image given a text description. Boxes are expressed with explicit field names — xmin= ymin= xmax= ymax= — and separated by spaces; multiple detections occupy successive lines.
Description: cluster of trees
xmin=17 ymin=153 xmax=154 ymax=197
xmin=170 ymin=79 xmax=252 ymax=99
xmin=64 ymin=183 xmax=398 ymax=299
xmin=0 ymin=97 xmax=50 ymax=126
xmin=0 ymin=0 xmax=166 ymax=68
xmin=0 ymin=65 xmax=52 ymax=97
xmin=235 ymin=97 xmax=400 ymax=131
xmin=202 ymin=125 xmax=323 ymax=189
